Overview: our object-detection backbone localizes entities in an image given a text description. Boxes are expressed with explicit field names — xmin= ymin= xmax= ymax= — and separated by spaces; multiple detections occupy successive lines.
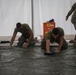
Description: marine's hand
xmin=55 ymin=49 xmax=60 ymax=53
xmin=23 ymin=43 xmax=29 ymax=48
xmin=66 ymin=16 xmax=68 ymax=21
xmin=8 ymin=45 xmax=12 ymax=48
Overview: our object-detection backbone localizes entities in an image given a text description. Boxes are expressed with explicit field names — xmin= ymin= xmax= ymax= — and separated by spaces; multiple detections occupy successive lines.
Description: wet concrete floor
xmin=0 ymin=46 xmax=76 ymax=75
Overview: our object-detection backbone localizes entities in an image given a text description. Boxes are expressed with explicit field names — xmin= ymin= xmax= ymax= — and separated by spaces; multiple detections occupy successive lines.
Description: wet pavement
xmin=0 ymin=46 xmax=76 ymax=75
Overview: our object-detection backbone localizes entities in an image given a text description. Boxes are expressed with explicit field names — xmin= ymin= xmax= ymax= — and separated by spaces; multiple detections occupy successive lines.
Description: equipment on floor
xmin=0 ymin=41 xmax=10 ymax=43
xmin=44 ymin=52 xmax=56 ymax=55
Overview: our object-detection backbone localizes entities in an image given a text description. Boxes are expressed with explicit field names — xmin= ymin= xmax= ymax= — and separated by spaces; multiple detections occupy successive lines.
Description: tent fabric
xmin=0 ymin=0 xmax=76 ymax=37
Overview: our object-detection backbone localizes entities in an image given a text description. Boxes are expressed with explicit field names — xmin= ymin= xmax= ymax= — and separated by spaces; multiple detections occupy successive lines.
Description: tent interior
xmin=0 ymin=0 xmax=76 ymax=41
xmin=0 ymin=0 xmax=76 ymax=75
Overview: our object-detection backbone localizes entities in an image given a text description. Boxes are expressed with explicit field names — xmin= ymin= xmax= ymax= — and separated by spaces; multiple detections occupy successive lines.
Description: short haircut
xmin=52 ymin=28 xmax=59 ymax=35
xmin=16 ymin=22 xmax=21 ymax=28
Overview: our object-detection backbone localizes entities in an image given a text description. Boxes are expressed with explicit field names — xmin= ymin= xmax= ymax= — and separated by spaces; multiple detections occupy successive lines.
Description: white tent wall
xmin=33 ymin=0 xmax=76 ymax=39
xmin=0 ymin=0 xmax=76 ymax=40
xmin=0 ymin=0 xmax=32 ymax=36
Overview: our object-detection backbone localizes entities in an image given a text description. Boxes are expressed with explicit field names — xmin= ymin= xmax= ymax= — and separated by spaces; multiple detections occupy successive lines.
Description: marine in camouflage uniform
xmin=66 ymin=2 xmax=76 ymax=45
xmin=9 ymin=22 xmax=37 ymax=48
xmin=41 ymin=27 xmax=68 ymax=53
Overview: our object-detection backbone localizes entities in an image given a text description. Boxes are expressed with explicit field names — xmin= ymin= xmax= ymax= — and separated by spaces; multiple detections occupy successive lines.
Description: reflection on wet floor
xmin=0 ymin=46 xmax=76 ymax=75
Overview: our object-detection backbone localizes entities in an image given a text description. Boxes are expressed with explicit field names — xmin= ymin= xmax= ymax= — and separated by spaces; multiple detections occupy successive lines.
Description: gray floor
xmin=0 ymin=43 xmax=76 ymax=75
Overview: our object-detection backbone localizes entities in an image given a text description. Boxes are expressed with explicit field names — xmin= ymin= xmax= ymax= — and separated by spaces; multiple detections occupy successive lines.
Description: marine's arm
xmin=46 ymin=39 xmax=51 ymax=53
xmin=27 ymin=29 xmax=33 ymax=45
xmin=9 ymin=32 xmax=17 ymax=48
xmin=23 ymin=29 xmax=33 ymax=48
xmin=66 ymin=8 xmax=74 ymax=20
xmin=66 ymin=3 xmax=76 ymax=20
xmin=56 ymin=36 xmax=64 ymax=52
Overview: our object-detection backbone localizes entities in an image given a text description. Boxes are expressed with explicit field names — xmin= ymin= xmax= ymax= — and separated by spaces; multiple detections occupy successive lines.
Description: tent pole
xmin=31 ymin=0 xmax=34 ymax=35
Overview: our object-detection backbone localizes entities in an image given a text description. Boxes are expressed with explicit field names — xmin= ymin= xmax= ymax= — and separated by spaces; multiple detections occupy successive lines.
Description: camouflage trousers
xmin=41 ymin=38 xmax=68 ymax=50
xmin=17 ymin=35 xmax=37 ymax=47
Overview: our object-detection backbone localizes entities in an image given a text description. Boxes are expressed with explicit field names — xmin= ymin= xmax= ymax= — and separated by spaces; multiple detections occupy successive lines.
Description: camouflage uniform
xmin=66 ymin=3 xmax=76 ymax=44
xmin=41 ymin=27 xmax=68 ymax=50
xmin=14 ymin=24 xmax=36 ymax=47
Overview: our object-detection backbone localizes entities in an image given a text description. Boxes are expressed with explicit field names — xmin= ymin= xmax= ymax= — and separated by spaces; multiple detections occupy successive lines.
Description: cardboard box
xmin=43 ymin=22 xmax=55 ymax=36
